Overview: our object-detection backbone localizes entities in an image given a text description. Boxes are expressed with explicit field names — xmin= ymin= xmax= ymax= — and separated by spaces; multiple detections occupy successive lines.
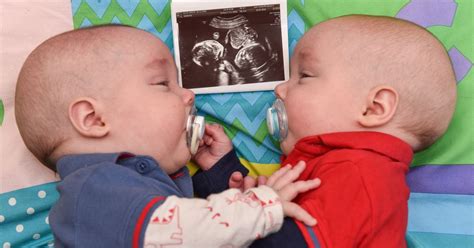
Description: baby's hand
xmin=267 ymin=161 xmax=321 ymax=226
xmin=229 ymin=172 xmax=267 ymax=191
xmin=231 ymin=161 xmax=320 ymax=225
xmin=192 ymin=123 xmax=233 ymax=170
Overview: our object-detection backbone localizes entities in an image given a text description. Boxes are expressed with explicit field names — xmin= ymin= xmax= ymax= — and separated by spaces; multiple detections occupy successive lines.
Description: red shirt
xmin=282 ymin=132 xmax=412 ymax=248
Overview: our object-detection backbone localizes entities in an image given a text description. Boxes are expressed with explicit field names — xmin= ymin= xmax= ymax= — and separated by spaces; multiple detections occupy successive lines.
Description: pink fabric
xmin=0 ymin=0 xmax=73 ymax=193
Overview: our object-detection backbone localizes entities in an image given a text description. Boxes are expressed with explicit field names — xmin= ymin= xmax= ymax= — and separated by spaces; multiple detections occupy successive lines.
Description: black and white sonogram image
xmin=176 ymin=4 xmax=285 ymax=89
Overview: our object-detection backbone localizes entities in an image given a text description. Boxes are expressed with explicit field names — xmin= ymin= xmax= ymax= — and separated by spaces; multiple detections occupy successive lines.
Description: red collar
xmin=282 ymin=131 xmax=413 ymax=166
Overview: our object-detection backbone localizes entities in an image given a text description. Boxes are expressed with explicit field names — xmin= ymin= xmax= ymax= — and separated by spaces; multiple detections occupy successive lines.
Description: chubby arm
xmin=144 ymin=162 xmax=319 ymax=248
xmin=144 ymin=186 xmax=282 ymax=247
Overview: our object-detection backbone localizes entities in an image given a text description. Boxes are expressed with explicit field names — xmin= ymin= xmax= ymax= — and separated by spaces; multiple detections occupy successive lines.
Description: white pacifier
xmin=186 ymin=106 xmax=205 ymax=155
xmin=266 ymin=98 xmax=288 ymax=141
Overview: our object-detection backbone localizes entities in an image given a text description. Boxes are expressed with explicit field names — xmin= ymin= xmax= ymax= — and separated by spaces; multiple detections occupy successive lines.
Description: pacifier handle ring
xmin=190 ymin=123 xmax=200 ymax=155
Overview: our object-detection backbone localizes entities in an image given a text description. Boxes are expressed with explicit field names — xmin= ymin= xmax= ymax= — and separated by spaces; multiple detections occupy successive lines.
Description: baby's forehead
xmin=147 ymin=56 xmax=169 ymax=64
xmin=295 ymin=25 xmax=348 ymax=54
xmin=293 ymin=36 xmax=333 ymax=65
xmin=144 ymin=56 xmax=174 ymax=72
xmin=101 ymin=38 xmax=172 ymax=67
xmin=296 ymin=47 xmax=318 ymax=61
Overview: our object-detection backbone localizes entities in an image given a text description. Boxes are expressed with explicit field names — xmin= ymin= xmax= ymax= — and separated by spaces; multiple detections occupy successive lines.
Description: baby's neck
xmin=381 ymin=128 xmax=419 ymax=151
xmin=51 ymin=137 xmax=123 ymax=164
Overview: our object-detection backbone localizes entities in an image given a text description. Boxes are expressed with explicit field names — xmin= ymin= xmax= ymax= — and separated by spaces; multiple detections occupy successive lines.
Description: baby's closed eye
xmin=150 ymin=81 xmax=169 ymax=86
xmin=299 ymin=72 xmax=312 ymax=78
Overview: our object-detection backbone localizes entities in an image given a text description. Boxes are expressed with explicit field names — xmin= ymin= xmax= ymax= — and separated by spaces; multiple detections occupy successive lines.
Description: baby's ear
xmin=69 ymin=97 xmax=109 ymax=138
xmin=358 ymin=86 xmax=399 ymax=128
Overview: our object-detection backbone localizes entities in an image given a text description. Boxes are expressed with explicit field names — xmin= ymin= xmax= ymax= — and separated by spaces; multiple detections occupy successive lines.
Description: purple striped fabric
xmin=407 ymin=164 xmax=474 ymax=195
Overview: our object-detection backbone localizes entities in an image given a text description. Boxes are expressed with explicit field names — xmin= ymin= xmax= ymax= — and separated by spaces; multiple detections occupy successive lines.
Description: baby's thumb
xmin=205 ymin=123 xmax=227 ymax=141
xmin=229 ymin=172 xmax=244 ymax=190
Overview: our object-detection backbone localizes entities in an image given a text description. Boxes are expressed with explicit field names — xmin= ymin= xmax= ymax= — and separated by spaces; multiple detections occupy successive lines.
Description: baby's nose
xmin=275 ymin=82 xmax=287 ymax=99
xmin=182 ymin=88 xmax=195 ymax=105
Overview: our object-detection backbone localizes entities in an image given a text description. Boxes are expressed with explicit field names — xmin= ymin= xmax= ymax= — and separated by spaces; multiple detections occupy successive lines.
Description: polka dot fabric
xmin=0 ymin=182 xmax=58 ymax=247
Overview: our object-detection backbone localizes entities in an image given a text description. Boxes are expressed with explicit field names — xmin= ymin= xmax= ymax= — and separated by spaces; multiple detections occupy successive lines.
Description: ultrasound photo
xmin=174 ymin=4 xmax=286 ymax=91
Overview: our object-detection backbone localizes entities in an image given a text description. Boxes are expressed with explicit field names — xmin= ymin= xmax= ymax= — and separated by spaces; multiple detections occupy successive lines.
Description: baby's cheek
xmin=175 ymin=144 xmax=191 ymax=168
xmin=288 ymin=115 xmax=306 ymax=137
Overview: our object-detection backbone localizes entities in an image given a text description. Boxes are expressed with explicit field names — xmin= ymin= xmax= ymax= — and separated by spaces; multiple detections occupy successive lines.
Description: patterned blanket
xmin=1 ymin=1 xmax=472 ymax=247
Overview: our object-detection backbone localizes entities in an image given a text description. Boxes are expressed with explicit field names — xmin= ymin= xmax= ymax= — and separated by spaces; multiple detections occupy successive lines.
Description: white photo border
xmin=171 ymin=0 xmax=289 ymax=94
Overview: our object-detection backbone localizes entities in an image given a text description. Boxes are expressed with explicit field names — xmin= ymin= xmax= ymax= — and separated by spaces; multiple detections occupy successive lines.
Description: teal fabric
xmin=0 ymin=182 xmax=58 ymax=247
xmin=408 ymin=193 xmax=474 ymax=235
xmin=407 ymin=232 xmax=474 ymax=248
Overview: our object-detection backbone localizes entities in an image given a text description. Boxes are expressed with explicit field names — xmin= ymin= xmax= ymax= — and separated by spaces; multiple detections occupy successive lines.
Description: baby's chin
xmin=183 ymin=151 xmax=192 ymax=164
xmin=279 ymin=140 xmax=292 ymax=156
xmin=164 ymin=153 xmax=191 ymax=175
xmin=175 ymin=144 xmax=191 ymax=163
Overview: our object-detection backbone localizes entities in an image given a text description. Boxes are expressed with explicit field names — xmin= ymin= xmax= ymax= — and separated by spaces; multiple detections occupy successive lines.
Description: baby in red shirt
xmin=239 ymin=15 xmax=457 ymax=248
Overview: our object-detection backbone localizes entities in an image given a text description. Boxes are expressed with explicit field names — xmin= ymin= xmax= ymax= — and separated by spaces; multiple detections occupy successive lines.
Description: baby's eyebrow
xmin=145 ymin=58 xmax=169 ymax=69
xmin=298 ymin=49 xmax=319 ymax=63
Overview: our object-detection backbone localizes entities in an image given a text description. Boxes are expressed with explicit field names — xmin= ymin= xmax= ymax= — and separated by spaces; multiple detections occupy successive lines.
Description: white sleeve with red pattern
xmin=143 ymin=185 xmax=283 ymax=247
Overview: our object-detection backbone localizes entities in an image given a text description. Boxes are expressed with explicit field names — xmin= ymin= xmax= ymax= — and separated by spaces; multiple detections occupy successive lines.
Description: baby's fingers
xmin=279 ymin=178 xmax=321 ymax=202
xmin=205 ymin=124 xmax=228 ymax=142
xmin=283 ymin=202 xmax=317 ymax=226
xmin=271 ymin=161 xmax=306 ymax=190
xmin=229 ymin=172 xmax=244 ymax=190
xmin=266 ymin=164 xmax=292 ymax=187
xmin=243 ymin=176 xmax=257 ymax=191
xmin=203 ymin=135 xmax=213 ymax=146
xmin=257 ymin=175 xmax=267 ymax=186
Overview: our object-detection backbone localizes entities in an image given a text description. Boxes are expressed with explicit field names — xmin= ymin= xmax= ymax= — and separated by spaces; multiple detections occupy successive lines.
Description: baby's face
xmin=104 ymin=34 xmax=195 ymax=174
xmin=275 ymin=28 xmax=362 ymax=155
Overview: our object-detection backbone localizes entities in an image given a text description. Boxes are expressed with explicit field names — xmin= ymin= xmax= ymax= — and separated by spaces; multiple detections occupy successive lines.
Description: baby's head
xmin=275 ymin=15 xmax=456 ymax=154
xmin=15 ymin=25 xmax=195 ymax=174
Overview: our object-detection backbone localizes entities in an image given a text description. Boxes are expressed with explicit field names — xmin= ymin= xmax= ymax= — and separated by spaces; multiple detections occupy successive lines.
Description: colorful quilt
xmin=1 ymin=0 xmax=472 ymax=247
